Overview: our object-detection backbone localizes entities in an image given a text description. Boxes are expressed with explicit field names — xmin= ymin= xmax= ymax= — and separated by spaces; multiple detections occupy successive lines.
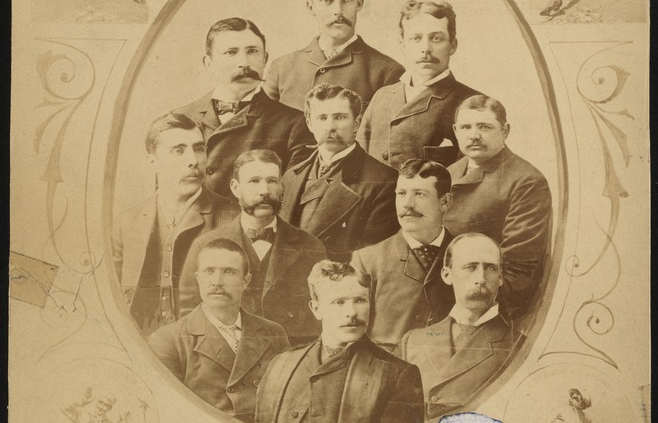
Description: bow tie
xmin=246 ymin=227 xmax=275 ymax=243
xmin=213 ymin=99 xmax=250 ymax=116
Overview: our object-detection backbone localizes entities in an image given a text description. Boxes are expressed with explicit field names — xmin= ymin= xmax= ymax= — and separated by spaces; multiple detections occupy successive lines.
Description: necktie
xmin=452 ymin=322 xmax=479 ymax=352
xmin=412 ymin=244 xmax=441 ymax=272
xmin=213 ymin=99 xmax=249 ymax=116
xmin=246 ymin=227 xmax=276 ymax=243
xmin=324 ymin=48 xmax=338 ymax=60
xmin=223 ymin=324 xmax=240 ymax=353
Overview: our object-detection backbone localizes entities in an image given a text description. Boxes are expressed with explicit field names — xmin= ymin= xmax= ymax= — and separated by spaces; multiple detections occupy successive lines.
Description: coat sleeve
xmin=263 ymin=60 xmax=281 ymax=102
xmin=178 ymin=237 xmax=204 ymax=318
xmin=356 ymin=98 xmax=375 ymax=152
xmin=361 ymin=181 xmax=400 ymax=248
xmin=380 ymin=363 xmax=424 ymax=423
xmin=147 ymin=327 xmax=184 ymax=381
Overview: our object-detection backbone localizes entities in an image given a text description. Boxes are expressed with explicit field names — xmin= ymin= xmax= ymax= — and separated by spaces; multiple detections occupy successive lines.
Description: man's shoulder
xmin=191 ymin=216 xmax=239 ymax=246
xmin=358 ymin=39 xmax=403 ymax=67
xmin=149 ymin=308 xmax=197 ymax=342
xmin=360 ymin=338 xmax=418 ymax=371
xmin=277 ymin=218 xmax=325 ymax=250
xmin=358 ymin=151 xmax=399 ymax=182
xmin=502 ymin=148 xmax=548 ymax=180
xmin=172 ymin=92 xmax=213 ymax=118
xmin=354 ymin=232 xmax=398 ymax=259
xmin=269 ymin=40 xmax=315 ymax=67
xmin=256 ymin=91 xmax=305 ymax=119
xmin=242 ymin=309 xmax=288 ymax=336
xmin=449 ymin=75 xmax=482 ymax=98
xmin=115 ymin=196 xmax=155 ymax=222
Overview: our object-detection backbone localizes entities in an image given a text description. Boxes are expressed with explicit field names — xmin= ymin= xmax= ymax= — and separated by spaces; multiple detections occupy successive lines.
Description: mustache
xmin=321 ymin=132 xmax=346 ymax=143
xmin=416 ymin=55 xmax=440 ymax=64
xmin=183 ymin=170 xmax=201 ymax=179
xmin=230 ymin=66 xmax=262 ymax=82
xmin=398 ymin=208 xmax=423 ymax=218
xmin=208 ymin=287 xmax=232 ymax=299
xmin=341 ymin=317 xmax=366 ymax=328
xmin=466 ymin=286 xmax=493 ymax=301
xmin=241 ymin=196 xmax=282 ymax=215
xmin=330 ymin=15 xmax=353 ymax=27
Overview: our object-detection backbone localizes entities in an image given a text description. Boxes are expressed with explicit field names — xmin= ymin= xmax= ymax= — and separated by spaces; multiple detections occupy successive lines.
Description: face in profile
xmin=195 ymin=248 xmax=250 ymax=310
xmin=230 ymin=160 xmax=282 ymax=218
xmin=395 ymin=175 xmax=448 ymax=239
xmin=401 ymin=13 xmax=457 ymax=82
xmin=570 ymin=391 xmax=584 ymax=409
xmin=306 ymin=96 xmax=361 ymax=155
xmin=148 ymin=127 xmax=207 ymax=198
xmin=306 ymin=0 xmax=363 ymax=43
xmin=453 ymin=108 xmax=510 ymax=165
xmin=442 ymin=236 xmax=502 ymax=314
xmin=310 ymin=275 xmax=370 ymax=347
xmin=203 ymin=29 xmax=267 ymax=88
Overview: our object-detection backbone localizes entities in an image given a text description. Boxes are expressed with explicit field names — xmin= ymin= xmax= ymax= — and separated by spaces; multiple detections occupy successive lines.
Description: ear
xmin=356 ymin=0 xmax=364 ymax=12
xmin=202 ymin=54 xmax=212 ymax=70
xmin=147 ymin=153 xmax=157 ymax=170
xmin=243 ymin=272 xmax=252 ymax=288
xmin=309 ymin=300 xmax=322 ymax=321
xmin=353 ymin=114 xmax=362 ymax=133
xmin=503 ymin=122 xmax=511 ymax=138
xmin=229 ymin=178 xmax=240 ymax=200
xmin=263 ymin=51 xmax=269 ymax=65
xmin=449 ymin=37 xmax=458 ymax=55
xmin=439 ymin=192 xmax=452 ymax=211
xmin=441 ymin=266 xmax=452 ymax=285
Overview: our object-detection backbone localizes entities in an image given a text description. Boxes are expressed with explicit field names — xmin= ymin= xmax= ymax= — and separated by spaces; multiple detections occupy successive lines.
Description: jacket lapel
xmin=128 ymin=198 xmax=157 ymax=287
xmin=392 ymin=73 xmax=457 ymax=122
xmin=228 ymin=311 xmax=272 ymax=386
xmin=174 ymin=190 xmax=208 ymax=237
xmin=198 ymin=93 xmax=220 ymax=134
xmin=281 ymin=154 xmax=315 ymax=222
xmin=394 ymin=231 xmax=427 ymax=284
xmin=305 ymin=36 xmax=364 ymax=68
xmin=189 ymin=307 xmax=236 ymax=373
xmin=386 ymin=83 xmax=407 ymax=117
xmin=423 ymin=318 xmax=454 ymax=382
xmin=264 ymin=219 xmax=301 ymax=297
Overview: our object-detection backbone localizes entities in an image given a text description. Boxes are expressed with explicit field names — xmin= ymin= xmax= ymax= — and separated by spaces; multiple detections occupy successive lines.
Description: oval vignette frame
xmin=101 ymin=0 xmax=568 ymax=419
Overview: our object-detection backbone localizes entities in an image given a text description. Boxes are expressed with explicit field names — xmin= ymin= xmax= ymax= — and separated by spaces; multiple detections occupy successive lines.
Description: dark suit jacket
xmin=444 ymin=147 xmax=553 ymax=318
xmin=263 ymin=36 xmax=404 ymax=112
xmin=173 ymin=90 xmax=315 ymax=197
xmin=351 ymin=230 xmax=456 ymax=348
xmin=178 ymin=216 xmax=326 ymax=346
xmin=148 ymin=306 xmax=291 ymax=422
xmin=357 ymin=73 xmax=480 ymax=169
xmin=112 ymin=188 xmax=240 ymax=335
xmin=255 ymin=337 xmax=424 ymax=423
xmin=280 ymin=144 xmax=399 ymax=261
xmin=399 ymin=314 xmax=524 ymax=420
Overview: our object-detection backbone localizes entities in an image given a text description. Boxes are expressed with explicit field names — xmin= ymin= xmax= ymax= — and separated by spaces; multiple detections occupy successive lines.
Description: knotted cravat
xmin=452 ymin=322 xmax=480 ymax=352
xmin=246 ymin=227 xmax=276 ymax=243
xmin=221 ymin=324 xmax=240 ymax=353
xmin=213 ymin=99 xmax=249 ymax=116
xmin=412 ymin=244 xmax=441 ymax=272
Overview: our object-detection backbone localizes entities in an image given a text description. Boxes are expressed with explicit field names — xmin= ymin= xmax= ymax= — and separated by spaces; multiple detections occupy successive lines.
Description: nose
xmin=184 ymin=147 xmax=199 ymax=168
xmin=472 ymin=265 xmax=485 ymax=284
xmin=256 ymin=179 xmax=270 ymax=195
xmin=329 ymin=0 xmax=343 ymax=14
xmin=468 ymin=127 xmax=482 ymax=140
xmin=325 ymin=117 xmax=338 ymax=132
xmin=401 ymin=192 xmax=415 ymax=209
xmin=344 ymin=300 xmax=357 ymax=318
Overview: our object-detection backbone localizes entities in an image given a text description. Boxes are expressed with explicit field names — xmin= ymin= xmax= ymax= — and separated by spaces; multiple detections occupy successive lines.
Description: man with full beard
xmin=398 ymin=233 xmax=525 ymax=420
xmin=179 ymin=150 xmax=327 ymax=347
xmin=173 ymin=17 xmax=314 ymax=197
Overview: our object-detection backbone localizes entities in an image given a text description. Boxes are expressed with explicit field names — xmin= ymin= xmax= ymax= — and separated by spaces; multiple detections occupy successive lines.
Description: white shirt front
xmin=400 ymin=69 xmax=452 ymax=102
xmin=318 ymin=33 xmax=358 ymax=58
xmin=241 ymin=214 xmax=277 ymax=260
xmin=202 ymin=305 xmax=242 ymax=354
xmin=449 ymin=303 xmax=500 ymax=327
xmin=401 ymin=227 xmax=446 ymax=249
xmin=318 ymin=142 xmax=357 ymax=167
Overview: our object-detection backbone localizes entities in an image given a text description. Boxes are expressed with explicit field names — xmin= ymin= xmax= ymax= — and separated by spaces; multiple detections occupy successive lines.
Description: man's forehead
xmin=237 ymin=160 xmax=280 ymax=178
xmin=309 ymin=97 xmax=352 ymax=114
xmin=198 ymin=248 xmax=242 ymax=265
xmin=452 ymin=237 xmax=501 ymax=263
xmin=211 ymin=29 xmax=264 ymax=49
xmin=316 ymin=277 xmax=368 ymax=298
xmin=157 ymin=127 xmax=203 ymax=146
xmin=456 ymin=108 xmax=499 ymax=124
xmin=402 ymin=13 xmax=450 ymax=32
xmin=396 ymin=174 xmax=438 ymax=190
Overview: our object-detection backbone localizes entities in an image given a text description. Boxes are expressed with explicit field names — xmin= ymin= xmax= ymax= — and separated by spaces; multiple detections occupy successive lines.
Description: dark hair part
xmin=399 ymin=158 xmax=451 ymax=196
xmin=145 ymin=113 xmax=200 ymax=154
xmin=205 ymin=17 xmax=266 ymax=56
xmin=308 ymin=260 xmax=369 ymax=301
xmin=304 ymin=83 xmax=363 ymax=121
xmin=399 ymin=1 xmax=457 ymax=41
xmin=443 ymin=233 xmax=501 ymax=269
xmin=199 ymin=238 xmax=250 ymax=275
xmin=454 ymin=94 xmax=508 ymax=127
xmin=232 ymin=149 xmax=282 ymax=180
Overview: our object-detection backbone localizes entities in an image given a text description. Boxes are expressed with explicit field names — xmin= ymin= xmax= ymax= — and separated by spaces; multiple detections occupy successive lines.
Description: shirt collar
xmin=399 ymin=69 xmax=451 ymax=88
xmin=449 ymin=303 xmax=499 ymax=326
xmin=211 ymin=84 xmax=261 ymax=102
xmin=318 ymin=33 xmax=358 ymax=55
xmin=318 ymin=143 xmax=357 ymax=166
xmin=157 ymin=187 xmax=202 ymax=221
xmin=401 ymin=227 xmax=445 ymax=249
xmin=240 ymin=214 xmax=278 ymax=233
xmin=202 ymin=304 xmax=242 ymax=329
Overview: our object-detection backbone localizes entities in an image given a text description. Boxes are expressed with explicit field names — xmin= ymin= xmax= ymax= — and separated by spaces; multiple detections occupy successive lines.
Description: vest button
xmin=288 ymin=311 xmax=294 ymax=318
xmin=163 ymin=271 xmax=170 ymax=278
xmin=291 ymin=411 xmax=299 ymax=418
xmin=382 ymin=151 xmax=389 ymax=161
xmin=253 ymin=379 xmax=260 ymax=387
xmin=319 ymin=68 xmax=326 ymax=74
xmin=227 ymin=386 xmax=236 ymax=393
xmin=310 ymin=376 xmax=318 ymax=383
xmin=206 ymin=167 xmax=215 ymax=175
xmin=430 ymin=395 xmax=439 ymax=403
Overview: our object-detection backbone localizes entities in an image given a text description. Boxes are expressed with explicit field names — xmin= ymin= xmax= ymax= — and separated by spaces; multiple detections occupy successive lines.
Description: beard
xmin=240 ymin=195 xmax=281 ymax=216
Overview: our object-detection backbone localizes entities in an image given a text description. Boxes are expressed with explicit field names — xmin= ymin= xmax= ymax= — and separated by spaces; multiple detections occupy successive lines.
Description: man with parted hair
xmin=358 ymin=0 xmax=481 ymax=169
xmin=173 ymin=17 xmax=314 ymax=198
xmin=179 ymin=149 xmax=326 ymax=347
xmin=148 ymin=238 xmax=291 ymax=423
xmin=280 ymin=83 xmax=399 ymax=261
xmin=444 ymin=94 xmax=552 ymax=320
xmin=263 ymin=0 xmax=404 ymax=112
xmin=112 ymin=113 xmax=240 ymax=337
xmin=399 ymin=233 xmax=525 ymax=420
xmin=351 ymin=158 xmax=456 ymax=349
xmin=255 ymin=260 xmax=424 ymax=423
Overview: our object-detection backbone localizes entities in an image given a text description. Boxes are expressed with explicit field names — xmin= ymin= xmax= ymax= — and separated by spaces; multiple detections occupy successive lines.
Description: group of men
xmin=112 ymin=1 xmax=553 ymax=422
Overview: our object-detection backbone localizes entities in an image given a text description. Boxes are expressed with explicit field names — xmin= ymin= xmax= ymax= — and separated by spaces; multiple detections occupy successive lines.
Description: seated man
xmin=280 ymin=83 xmax=399 ymax=261
xmin=255 ymin=260 xmax=424 ymax=423
xmin=399 ymin=233 xmax=525 ymax=420
xmin=444 ymin=95 xmax=552 ymax=319
xmin=179 ymin=150 xmax=326 ymax=347
xmin=112 ymin=113 xmax=239 ymax=337
xmin=148 ymin=238 xmax=290 ymax=422
xmin=352 ymin=158 xmax=456 ymax=349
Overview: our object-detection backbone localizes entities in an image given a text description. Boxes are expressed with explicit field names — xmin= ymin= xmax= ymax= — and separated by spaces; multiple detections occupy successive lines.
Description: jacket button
xmin=163 ymin=271 xmax=170 ymax=278
xmin=310 ymin=376 xmax=318 ymax=383
xmin=382 ymin=151 xmax=389 ymax=161
xmin=253 ymin=379 xmax=260 ymax=387
xmin=288 ymin=311 xmax=294 ymax=318
xmin=291 ymin=411 xmax=299 ymax=418
xmin=415 ymin=315 xmax=422 ymax=322
xmin=430 ymin=395 xmax=439 ymax=403
xmin=319 ymin=68 xmax=326 ymax=74
xmin=206 ymin=167 xmax=215 ymax=175
xmin=227 ymin=386 xmax=236 ymax=393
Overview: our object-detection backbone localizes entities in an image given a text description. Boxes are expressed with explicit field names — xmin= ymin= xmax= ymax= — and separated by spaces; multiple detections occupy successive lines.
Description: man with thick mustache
xmin=444 ymin=95 xmax=552 ymax=320
xmin=280 ymin=83 xmax=399 ymax=261
xmin=174 ymin=17 xmax=314 ymax=197
xmin=358 ymin=0 xmax=481 ymax=169
xmin=255 ymin=260 xmax=424 ymax=423
xmin=179 ymin=150 xmax=327 ymax=347
xmin=263 ymin=0 xmax=404 ymax=112
xmin=112 ymin=113 xmax=240 ymax=337
xmin=351 ymin=158 xmax=455 ymax=350
xmin=399 ymin=233 xmax=524 ymax=420
xmin=148 ymin=238 xmax=291 ymax=422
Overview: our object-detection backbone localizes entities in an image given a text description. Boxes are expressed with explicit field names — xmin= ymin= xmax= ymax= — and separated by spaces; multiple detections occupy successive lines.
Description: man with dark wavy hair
xmin=174 ymin=17 xmax=314 ymax=197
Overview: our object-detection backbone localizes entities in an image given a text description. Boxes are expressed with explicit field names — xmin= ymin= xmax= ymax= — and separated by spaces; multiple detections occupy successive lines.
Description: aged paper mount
xmin=10 ymin=0 xmax=649 ymax=422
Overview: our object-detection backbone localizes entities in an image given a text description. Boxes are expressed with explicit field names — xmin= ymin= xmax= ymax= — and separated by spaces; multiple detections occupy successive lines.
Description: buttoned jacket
xmin=357 ymin=74 xmax=480 ymax=169
xmin=263 ymin=36 xmax=404 ymax=112
xmin=178 ymin=216 xmax=326 ymax=347
xmin=399 ymin=314 xmax=524 ymax=420
xmin=173 ymin=90 xmax=315 ymax=197
xmin=148 ymin=306 xmax=291 ymax=422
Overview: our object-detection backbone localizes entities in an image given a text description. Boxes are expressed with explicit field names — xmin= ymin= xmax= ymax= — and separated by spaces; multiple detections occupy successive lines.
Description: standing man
xmin=399 ymin=233 xmax=525 ymax=420
xmin=263 ymin=0 xmax=404 ymax=112
xmin=174 ymin=17 xmax=315 ymax=197
xmin=444 ymin=95 xmax=552 ymax=319
xmin=280 ymin=83 xmax=399 ymax=261
xmin=149 ymin=239 xmax=291 ymax=423
xmin=179 ymin=150 xmax=326 ymax=347
xmin=351 ymin=158 xmax=455 ymax=349
xmin=255 ymin=260 xmax=424 ymax=423
xmin=112 ymin=113 xmax=239 ymax=337
xmin=358 ymin=0 xmax=480 ymax=169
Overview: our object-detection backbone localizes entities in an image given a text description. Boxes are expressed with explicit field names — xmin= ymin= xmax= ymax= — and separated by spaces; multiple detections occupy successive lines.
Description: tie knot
xmin=214 ymin=99 xmax=249 ymax=115
xmin=246 ymin=227 xmax=275 ymax=243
